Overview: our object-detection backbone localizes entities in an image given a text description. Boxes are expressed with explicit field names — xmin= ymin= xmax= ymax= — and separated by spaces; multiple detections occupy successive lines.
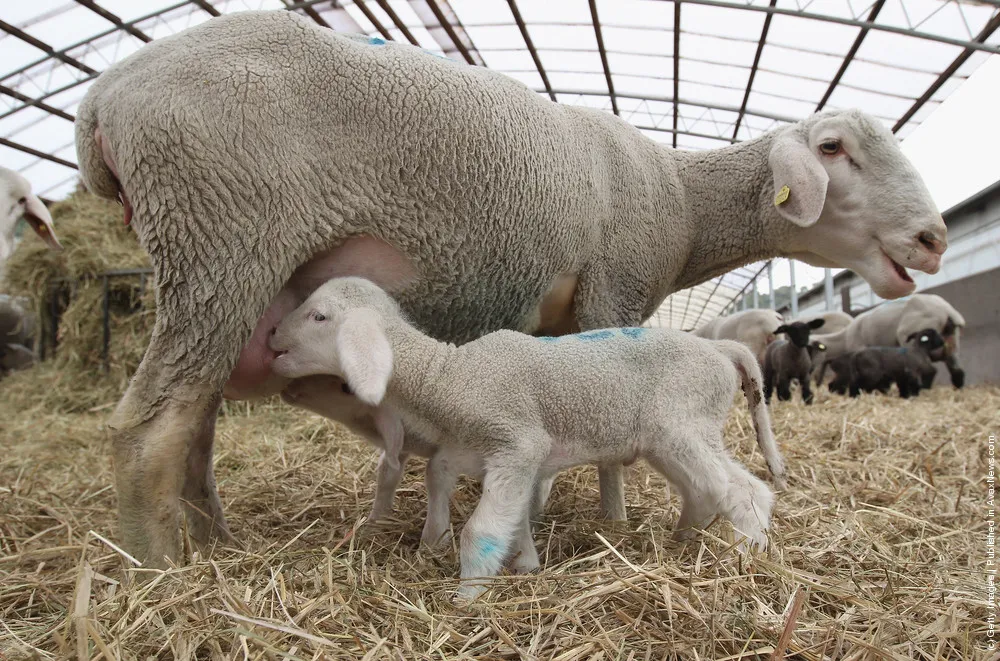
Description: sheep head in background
xmin=770 ymin=110 xmax=946 ymax=298
xmin=0 ymin=166 xmax=62 ymax=263
xmin=71 ymin=10 xmax=950 ymax=566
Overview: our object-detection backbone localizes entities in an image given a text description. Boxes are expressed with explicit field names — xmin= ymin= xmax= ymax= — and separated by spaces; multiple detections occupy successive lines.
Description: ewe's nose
xmin=918 ymin=228 xmax=947 ymax=255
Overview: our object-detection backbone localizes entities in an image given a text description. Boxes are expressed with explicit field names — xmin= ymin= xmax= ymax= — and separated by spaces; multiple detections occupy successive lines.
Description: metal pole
xmin=753 ymin=277 xmax=759 ymax=308
xmin=824 ymin=268 xmax=834 ymax=310
xmin=789 ymin=259 xmax=798 ymax=317
xmin=768 ymin=261 xmax=775 ymax=310
xmin=101 ymin=275 xmax=110 ymax=373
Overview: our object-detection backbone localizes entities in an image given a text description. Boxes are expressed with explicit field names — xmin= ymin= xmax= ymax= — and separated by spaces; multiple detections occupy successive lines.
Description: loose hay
xmin=1 ymin=381 xmax=994 ymax=659
xmin=2 ymin=188 xmax=154 ymax=412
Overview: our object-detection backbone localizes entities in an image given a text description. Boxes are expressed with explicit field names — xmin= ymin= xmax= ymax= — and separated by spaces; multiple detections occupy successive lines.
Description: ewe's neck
xmin=667 ymin=132 xmax=791 ymax=290
xmin=813 ymin=328 xmax=850 ymax=357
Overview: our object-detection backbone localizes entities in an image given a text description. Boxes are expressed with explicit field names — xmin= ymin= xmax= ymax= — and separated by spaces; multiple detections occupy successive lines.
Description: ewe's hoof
xmin=420 ymin=528 xmax=453 ymax=549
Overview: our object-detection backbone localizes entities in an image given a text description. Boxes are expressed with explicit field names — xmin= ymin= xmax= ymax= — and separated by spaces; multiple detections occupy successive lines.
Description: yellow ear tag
xmin=774 ymin=185 xmax=790 ymax=206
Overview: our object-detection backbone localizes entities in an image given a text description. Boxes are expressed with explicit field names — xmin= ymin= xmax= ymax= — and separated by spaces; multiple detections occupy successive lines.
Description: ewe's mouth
xmin=884 ymin=250 xmax=914 ymax=285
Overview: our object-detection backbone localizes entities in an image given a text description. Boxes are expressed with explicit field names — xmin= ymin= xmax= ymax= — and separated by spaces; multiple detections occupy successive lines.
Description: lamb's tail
xmin=717 ymin=340 xmax=787 ymax=491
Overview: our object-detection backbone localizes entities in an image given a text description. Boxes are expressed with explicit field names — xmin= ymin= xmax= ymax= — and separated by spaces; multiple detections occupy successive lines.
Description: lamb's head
xmin=0 ymin=167 xmax=62 ymax=253
xmin=905 ymin=327 xmax=945 ymax=354
xmin=770 ymin=109 xmax=946 ymax=299
xmin=774 ymin=318 xmax=825 ymax=348
xmin=270 ymin=277 xmax=396 ymax=405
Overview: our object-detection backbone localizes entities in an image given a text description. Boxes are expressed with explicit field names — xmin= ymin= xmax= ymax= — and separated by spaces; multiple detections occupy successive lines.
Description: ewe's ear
xmin=808 ymin=318 xmax=826 ymax=330
xmin=769 ymin=130 xmax=829 ymax=227
xmin=335 ymin=309 xmax=393 ymax=406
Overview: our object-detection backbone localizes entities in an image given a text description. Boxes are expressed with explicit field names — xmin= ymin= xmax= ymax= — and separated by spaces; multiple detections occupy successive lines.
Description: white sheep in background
xmin=692 ymin=309 xmax=785 ymax=364
xmin=75 ymin=10 xmax=950 ymax=565
xmin=814 ymin=294 xmax=966 ymax=388
xmin=796 ymin=310 xmax=853 ymax=335
xmin=0 ymin=166 xmax=62 ymax=279
xmin=269 ymin=277 xmax=786 ymax=600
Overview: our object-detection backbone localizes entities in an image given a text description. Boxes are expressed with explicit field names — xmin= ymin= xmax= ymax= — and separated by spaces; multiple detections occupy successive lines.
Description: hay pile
xmin=2 ymin=188 xmax=154 ymax=411
xmin=0 ymin=384 xmax=993 ymax=659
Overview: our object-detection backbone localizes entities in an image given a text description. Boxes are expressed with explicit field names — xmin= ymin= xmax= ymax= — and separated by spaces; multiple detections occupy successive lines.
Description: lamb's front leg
xmin=369 ymin=451 xmax=408 ymax=521
xmin=457 ymin=455 xmax=540 ymax=601
xmin=421 ymin=448 xmax=482 ymax=548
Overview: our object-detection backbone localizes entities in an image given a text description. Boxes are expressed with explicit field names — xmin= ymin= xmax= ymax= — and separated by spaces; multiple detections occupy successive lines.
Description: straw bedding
xmin=1 ymin=382 xmax=994 ymax=660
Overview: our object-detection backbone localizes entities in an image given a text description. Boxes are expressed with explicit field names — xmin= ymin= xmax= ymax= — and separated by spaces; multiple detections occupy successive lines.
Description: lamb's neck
xmin=667 ymin=132 xmax=791 ymax=291
xmin=382 ymin=318 xmax=457 ymax=412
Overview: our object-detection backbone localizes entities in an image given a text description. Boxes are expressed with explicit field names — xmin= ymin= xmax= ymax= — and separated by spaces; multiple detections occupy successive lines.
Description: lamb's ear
xmin=334 ymin=308 xmax=393 ymax=406
xmin=808 ymin=318 xmax=826 ymax=330
xmin=774 ymin=325 xmax=791 ymax=335
xmin=769 ymin=130 xmax=829 ymax=227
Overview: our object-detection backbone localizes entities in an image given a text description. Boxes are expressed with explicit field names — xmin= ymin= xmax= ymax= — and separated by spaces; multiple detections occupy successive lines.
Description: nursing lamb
xmin=269 ymin=277 xmax=786 ymax=599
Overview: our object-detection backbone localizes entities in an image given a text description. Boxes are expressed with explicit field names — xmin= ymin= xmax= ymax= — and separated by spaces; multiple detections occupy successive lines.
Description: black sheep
xmin=762 ymin=319 xmax=826 ymax=404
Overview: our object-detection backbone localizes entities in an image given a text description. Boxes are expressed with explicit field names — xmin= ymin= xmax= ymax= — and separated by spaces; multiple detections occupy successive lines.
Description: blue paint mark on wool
xmin=368 ymin=36 xmax=387 ymax=46
xmin=620 ymin=327 xmax=648 ymax=339
xmin=474 ymin=537 xmax=503 ymax=562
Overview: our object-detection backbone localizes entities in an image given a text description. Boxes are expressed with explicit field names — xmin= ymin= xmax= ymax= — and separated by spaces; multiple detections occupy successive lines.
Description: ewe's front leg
xmin=572 ymin=268 xmax=646 ymax=522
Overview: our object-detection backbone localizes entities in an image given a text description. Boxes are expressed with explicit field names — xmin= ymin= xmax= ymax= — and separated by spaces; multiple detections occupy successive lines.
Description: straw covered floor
xmin=1 ymin=380 xmax=994 ymax=659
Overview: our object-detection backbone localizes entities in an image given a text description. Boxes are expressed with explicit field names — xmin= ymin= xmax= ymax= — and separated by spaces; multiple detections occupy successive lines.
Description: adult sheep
xmin=74 ymin=11 xmax=948 ymax=567
xmin=692 ymin=309 xmax=785 ymax=364
xmin=814 ymin=294 xmax=965 ymax=389
xmin=797 ymin=310 xmax=853 ymax=334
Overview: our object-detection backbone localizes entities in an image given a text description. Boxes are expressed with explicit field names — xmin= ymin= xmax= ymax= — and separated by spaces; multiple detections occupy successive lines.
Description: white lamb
xmin=269 ymin=277 xmax=785 ymax=599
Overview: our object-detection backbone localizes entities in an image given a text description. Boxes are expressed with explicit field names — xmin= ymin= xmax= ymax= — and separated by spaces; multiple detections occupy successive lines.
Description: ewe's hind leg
xmin=509 ymin=511 xmax=540 ymax=574
xmin=111 ymin=377 xmax=225 ymax=567
xmin=180 ymin=391 xmax=234 ymax=545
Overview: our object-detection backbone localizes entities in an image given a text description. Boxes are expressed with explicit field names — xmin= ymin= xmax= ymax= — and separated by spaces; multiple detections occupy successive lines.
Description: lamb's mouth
xmin=884 ymin=250 xmax=914 ymax=285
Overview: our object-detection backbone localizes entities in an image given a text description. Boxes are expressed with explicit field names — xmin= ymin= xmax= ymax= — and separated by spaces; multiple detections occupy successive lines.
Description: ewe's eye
xmin=819 ymin=140 xmax=841 ymax=156
xmin=17 ymin=197 xmax=26 ymax=205
xmin=313 ymin=312 xmax=326 ymax=322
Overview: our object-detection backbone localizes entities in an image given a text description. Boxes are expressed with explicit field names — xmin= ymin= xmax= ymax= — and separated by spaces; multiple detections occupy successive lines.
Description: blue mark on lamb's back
xmin=537 ymin=327 xmax=648 ymax=343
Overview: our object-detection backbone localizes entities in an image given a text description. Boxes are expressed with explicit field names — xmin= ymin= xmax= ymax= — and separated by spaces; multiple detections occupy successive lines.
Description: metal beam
xmin=588 ymin=0 xmax=618 ymax=116
xmin=280 ymin=0 xmax=331 ymax=29
xmin=0 ymin=20 xmax=97 ymax=76
xmin=893 ymin=12 xmax=1000 ymax=132
xmin=548 ymin=88 xmax=799 ymax=123
xmin=816 ymin=0 xmax=885 ymax=111
xmin=653 ymin=0 xmax=1000 ymax=55
xmin=0 ymin=138 xmax=78 ymax=169
xmin=507 ymin=0 xmax=556 ymax=102
xmin=373 ymin=0 xmax=421 ymax=46
xmin=672 ymin=1 xmax=681 ymax=148
xmin=421 ymin=0 xmax=476 ymax=65
xmin=352 ymin=0 xmax=394 ymax=41
xmin=0 ymin=84 xmax=75 ymax=122
xmin=733 ymin=0 xmax=776 ymax=140
xmin=190 ymin=0 xmax=221 ymax=17
xmin=73 ymin=0 xmax=152 ymax=42
xmin=630 ymin=123 xmax=737 ymax=144
xmin=0 ymin=74 xmax=98 ymax=122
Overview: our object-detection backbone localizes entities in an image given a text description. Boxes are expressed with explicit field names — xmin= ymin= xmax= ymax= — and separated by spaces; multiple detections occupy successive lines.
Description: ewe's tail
xmin=716 ymin=340 xmax=787 ymax=491
xmin=74 ymin=91 xmax=120 ymax=201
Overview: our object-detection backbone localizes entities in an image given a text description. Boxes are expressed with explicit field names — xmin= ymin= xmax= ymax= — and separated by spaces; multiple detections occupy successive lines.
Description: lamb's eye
xmin=819 ymin=140 xmax=841 ymax=155
xmin=17 ymin=197 xmax=26 ymax=205
xmin=313 ymin=312 xmax=326 ymax=322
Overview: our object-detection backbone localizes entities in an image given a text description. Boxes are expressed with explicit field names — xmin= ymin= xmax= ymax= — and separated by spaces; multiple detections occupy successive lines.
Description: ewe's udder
xmin=223 ymin=288 xmax=300 ymax=400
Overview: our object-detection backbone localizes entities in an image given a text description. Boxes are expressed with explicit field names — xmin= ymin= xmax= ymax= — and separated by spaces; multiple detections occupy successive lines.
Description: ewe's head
xmin=770 ymin=109 xmax=946 ymax=299
xmin=0 ymin=167 xmax=62 ymax=252
xmin=270 ymin=277 xmax=396 ymax=406
xmin=775 ymin=318 xmax=825 ymax=348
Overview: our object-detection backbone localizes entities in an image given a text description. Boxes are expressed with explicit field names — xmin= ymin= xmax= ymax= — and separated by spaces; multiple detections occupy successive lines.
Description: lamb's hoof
xmin=773 ymin=475 xmax=788 ymax=492
xmin=671 ymin=528 xmax=698 ymax=543
xmin=952 ymin=370 xmax=965 ymax=389
xmin=509 ymin=553 xmax=540 ymax=575
xmin=452 ymin=582 xmax=487 ymax=606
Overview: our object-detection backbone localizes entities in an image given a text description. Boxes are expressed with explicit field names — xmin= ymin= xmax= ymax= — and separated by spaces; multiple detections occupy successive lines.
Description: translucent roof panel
xmin=2 ymin=0 xmax=998 ymax=325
